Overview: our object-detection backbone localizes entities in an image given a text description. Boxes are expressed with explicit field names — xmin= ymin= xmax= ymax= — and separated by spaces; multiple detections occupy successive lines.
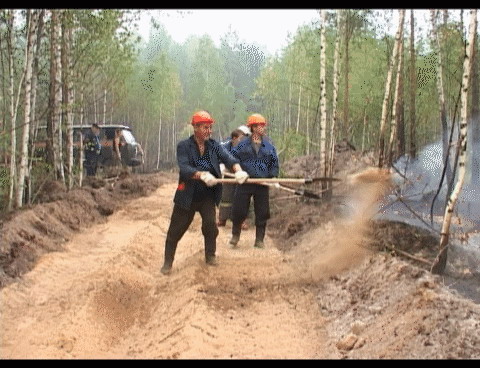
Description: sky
xmin=137 ymin=9 xmax=320 ymax=55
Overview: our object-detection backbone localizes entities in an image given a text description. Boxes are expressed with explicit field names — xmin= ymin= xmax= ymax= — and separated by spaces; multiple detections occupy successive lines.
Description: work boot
xmin=254 ymin=225 xmax=266 ymax=248
xmin=253 ymin=240 xmax=265 ymax=249
xmin=160 ymin=262 xmax=172 ymax=275
xmin=206 ymin=256 xmax=218 ymax=266
xmin=229 ymin=235 xmax=240 ymax=248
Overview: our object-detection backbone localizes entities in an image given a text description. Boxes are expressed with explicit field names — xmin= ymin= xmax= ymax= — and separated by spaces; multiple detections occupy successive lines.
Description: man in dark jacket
xmin=160 ymin=110 xmax=249 ymax=275
xmin=83 ymin=123 xmax=102 ymax=176
xmin=217 ymin=126 xmax=251 ymax=228
xmin=230 ymin=113 xmax=279 ymax=249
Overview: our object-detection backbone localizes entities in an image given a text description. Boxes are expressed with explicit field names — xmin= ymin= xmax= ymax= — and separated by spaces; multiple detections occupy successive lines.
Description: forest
xmin=0 ymin=9 xmax=478 ymax=216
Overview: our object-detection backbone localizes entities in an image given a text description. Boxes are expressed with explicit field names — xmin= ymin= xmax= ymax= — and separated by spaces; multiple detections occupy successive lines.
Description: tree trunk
xmin=430 ymin=9 xmax=452 ymax=191
xmin=62 ymin=10 xmax=74 ymax=190
xmin=156 ymin=114 xmax=162 ymax=170
xmin=432 ymin=9 xmax=477 ymax=275
xmin=16 ymin=10 xmax=39 ymax=208
xmin=470 ymin=26 xmax=479 ymax=185
xmin=306 ymin=94 xmax=310 ymax=155
xmin=6 ymin=10 xmax=16 ymax=210
xmin=328 ymin=9 xmax=342 ymax=186
xmin=79 ymin=90 xmax=85 ymax=187
xmin=409 ymin=9 xmax=417 ymax=159
xmin=319 ymin=9 xmax=328 ymax=182
xmin=103 ymin=88 xmax=107 ymax=125
xmin=47 ymin=10 xmax=64 ymax=182
xmin=378 ymin=9 xmax=405 ymax=168
xmin=26 ymin=9 xmax=45 ymax=204
xmin=388 ymin=18 xmax=405 ymax=167
xmin=396 ymin=43 xmax=405 ymax=158
xmin=342 ymin=12 xmax=351 ymax=140
xmin=7 ymin=10 xmax=26 ymax=210
xmin=361 ymin=107 xmax=368 ymax=153
xmin=296 ymin=85 xmax=302 ymax=133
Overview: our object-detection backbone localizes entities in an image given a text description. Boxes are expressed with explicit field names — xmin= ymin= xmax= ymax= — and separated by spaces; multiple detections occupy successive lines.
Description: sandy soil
xmin=1 ymin=163 xmax=479 ymax=359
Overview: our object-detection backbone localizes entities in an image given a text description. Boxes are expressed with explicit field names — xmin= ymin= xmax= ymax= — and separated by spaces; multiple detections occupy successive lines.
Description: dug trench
xmin=1 ymin=160 xmax=479 ymax=358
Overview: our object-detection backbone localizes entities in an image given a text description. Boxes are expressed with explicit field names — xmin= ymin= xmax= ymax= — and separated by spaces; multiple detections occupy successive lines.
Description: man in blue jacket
xmin=160 ymin=110 xmax=249 ymax=275
xmin=230 ymin=113 xmax=279 ymax=249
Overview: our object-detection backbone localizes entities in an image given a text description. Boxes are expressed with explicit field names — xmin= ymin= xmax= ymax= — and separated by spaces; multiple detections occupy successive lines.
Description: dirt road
xmin=2 ymin=171 xmax=480 ymax=359
xmin=0 ymin=182 xmax=328 ymax=359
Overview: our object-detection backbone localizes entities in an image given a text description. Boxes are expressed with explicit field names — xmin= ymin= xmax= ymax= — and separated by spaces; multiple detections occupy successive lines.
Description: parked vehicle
xmin=35 ymin=124 xmax=144 ymax=168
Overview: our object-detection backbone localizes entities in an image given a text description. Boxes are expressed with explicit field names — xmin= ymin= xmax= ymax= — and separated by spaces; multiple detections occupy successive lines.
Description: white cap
xmin=237 ymin=125 xmax=251 ymax=136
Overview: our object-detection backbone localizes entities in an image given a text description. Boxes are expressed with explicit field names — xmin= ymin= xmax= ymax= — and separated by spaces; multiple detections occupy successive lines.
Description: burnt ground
xmin=1 ymin=151 xmax=480 ymax=358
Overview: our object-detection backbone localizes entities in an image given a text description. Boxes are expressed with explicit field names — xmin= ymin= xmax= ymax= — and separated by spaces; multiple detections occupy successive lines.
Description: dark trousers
xmin=84 ymin=153 xmax=98 ymax=176
xmin=231 ymin=184 xmax=270 ymax=241
xmin=164 ymin=197 xmax=218 ymax=266
xmin=218 ymin=183 xmax=236 ymax=222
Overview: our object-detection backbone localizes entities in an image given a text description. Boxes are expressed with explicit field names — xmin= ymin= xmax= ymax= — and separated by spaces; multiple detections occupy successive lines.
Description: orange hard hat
xmin=191 ymin=110 xmax=214 ymax=125
xmin=247 ymin=113 xmax=267 ymax=126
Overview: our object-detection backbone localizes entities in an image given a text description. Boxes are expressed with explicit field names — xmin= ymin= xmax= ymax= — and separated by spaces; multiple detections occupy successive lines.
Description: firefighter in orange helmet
xmin=229 ymin=113 xmax=279 ymax=249
xmin=160 ymin=110 xmax=249 ymax=275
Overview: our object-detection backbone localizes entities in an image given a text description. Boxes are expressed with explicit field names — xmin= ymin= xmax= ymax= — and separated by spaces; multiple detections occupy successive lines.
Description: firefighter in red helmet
xmin=160 ymin=110 xmax=249 ymax=275
xmin=229 ymin=113 xmax=279 ymax=249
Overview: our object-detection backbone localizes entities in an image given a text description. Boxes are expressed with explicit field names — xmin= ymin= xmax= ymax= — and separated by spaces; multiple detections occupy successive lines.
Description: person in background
xmin=113 ymin=128 xmax=123 ymax=168
xmin=229 ymin=114 xmax=279 ymax=249
xmin=217 ymin=125 xmax=252 ymax=229
xmin=160 ymin=110 xmax=249 ymax=275
xmin=83 ymin=123 xmax=102 ymax=176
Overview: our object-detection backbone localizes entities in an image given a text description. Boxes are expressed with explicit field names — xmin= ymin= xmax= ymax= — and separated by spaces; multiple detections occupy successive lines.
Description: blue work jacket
xmin=174 ymin=136 xmax=239 ymax=210
xmin=231 ymin=136 xmax=279 ymax=178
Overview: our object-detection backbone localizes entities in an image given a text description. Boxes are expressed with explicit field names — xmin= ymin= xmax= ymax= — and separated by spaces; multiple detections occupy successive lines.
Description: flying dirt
xmin=1 ymin=164 xmax=479 ymax=359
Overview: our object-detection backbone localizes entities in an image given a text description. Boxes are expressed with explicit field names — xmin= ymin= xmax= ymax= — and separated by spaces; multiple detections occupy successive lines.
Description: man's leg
xmin=161 ymin=204 xmax=195 ymax=274
xmin=230 ymin=184 xmax=253 ymax=247
xmin=198 ymin=197 xmax=219 ymax=264
xmin=252 ymin=185 xmax=270 ymax=248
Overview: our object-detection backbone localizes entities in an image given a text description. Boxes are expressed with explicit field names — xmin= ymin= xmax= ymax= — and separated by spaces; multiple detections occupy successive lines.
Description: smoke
xmin=288 ymin=168 xmax=394 ymax=282
xmin=391 ymin=132 xmax=480 ymax=224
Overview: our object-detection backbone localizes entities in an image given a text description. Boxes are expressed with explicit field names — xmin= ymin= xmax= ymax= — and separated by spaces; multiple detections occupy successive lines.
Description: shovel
xmin=219 ymin=172 xmax=322 ymax=199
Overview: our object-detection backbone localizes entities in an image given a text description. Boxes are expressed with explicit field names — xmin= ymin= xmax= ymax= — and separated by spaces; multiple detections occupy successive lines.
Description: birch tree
xmin=47 ymin=9 xmax=64 ymax=182
xmin=319 ymin=9 xmax=328 ymax=182
xmin=6 ymin=10 xmax=26 ymax=210
xmin=328 ymin=10 xmax=342 ymax=189
xmin=378 ymin=9 xmax=405 ymax=168
xmin=431 ymin=9 xmax=477 ymax=275
xmin=430 ymin=9 xmax=452 ymax=189
xmin=62 ymin=10 xmax=75 ymax=189
xmin=387 ymin=16 xmax=405 ymax=166
xmin=16 ymin=9 xmax=39 ymax=208
xmin=409 ymin=9 xmax=417 ymax=158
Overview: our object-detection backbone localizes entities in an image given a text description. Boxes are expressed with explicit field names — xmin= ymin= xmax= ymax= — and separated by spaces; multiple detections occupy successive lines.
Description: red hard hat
xmin=191 ymin=110 xmax=214 ymax=125
xmin=247 ymin=113 xmax=267 ymax=126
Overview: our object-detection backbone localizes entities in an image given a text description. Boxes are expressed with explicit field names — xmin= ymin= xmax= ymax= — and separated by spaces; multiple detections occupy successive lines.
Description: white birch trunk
xmin=387 ymin=22 xmax=405 ymax=166
xmin=79 ymin=90 xmax=85 ymax=187
xmin=378 ymin=9 xmax=405 ymax=168
xmin=306 ymin=94 xmax=310 ymax=155
xmin=296 ymin=85 xmax=302 ymax=133
xmin=328 ymin=9 xmax=342 ymax=179
xmin=64 ymin=13 xmax=74 ymax=190
xmin=432 ymin=9 xmax=477 ymax=274
xmin=103 ymin=88 xmax=107 ymax=125
xmin=319 ymin=9 xmax=328 ymax=178
xmin=430 ymin=9 xmax=452 ymax=186
xmin=16 ymin=10 xmax=38 ymax=208
xmin=54 ymin=12 xmax=64 ymax=183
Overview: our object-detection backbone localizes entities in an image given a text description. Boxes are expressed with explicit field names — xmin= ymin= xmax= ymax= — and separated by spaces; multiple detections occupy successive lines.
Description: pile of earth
xmin=0 ymin=171 xmax=177 ymax=288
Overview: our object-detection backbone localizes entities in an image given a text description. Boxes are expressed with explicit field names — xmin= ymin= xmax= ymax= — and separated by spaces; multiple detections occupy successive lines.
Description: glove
xmin=219 ymin=163 xmax=226 ymax=178
xmin=200 ymin=172 xmax=218 ymax=187
xmin=235 ymin=170 xmax=249 ymax=184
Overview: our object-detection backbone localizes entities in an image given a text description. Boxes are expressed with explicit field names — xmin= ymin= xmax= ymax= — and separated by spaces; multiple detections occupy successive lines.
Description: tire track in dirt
xmin=1 ymin=182 xmax=326 ymax=359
